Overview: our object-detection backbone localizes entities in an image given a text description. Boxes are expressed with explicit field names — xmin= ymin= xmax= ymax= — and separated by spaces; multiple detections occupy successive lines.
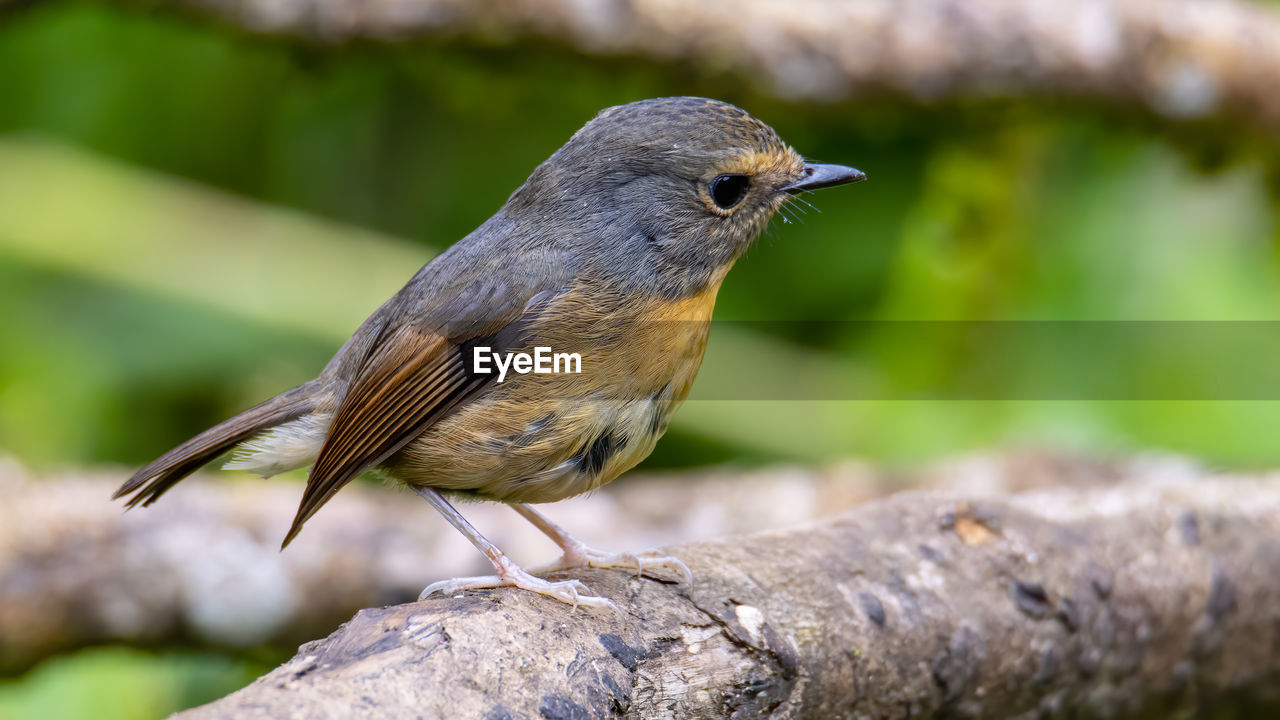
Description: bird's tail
xmin=112 ymin=381 xmax=321 ymax=508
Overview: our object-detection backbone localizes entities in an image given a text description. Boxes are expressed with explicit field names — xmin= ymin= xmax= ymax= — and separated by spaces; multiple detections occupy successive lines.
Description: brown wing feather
xmin=280 ymin=325 xmax=487 ymax=547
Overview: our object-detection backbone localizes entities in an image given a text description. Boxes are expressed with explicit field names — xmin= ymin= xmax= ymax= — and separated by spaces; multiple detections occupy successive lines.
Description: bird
xmin=113 ymin=96 xmax=865 ymax=610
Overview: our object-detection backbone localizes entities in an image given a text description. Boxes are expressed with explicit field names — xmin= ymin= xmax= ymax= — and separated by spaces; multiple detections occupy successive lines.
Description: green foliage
xmin=1 ymin=1 xmax=1278 ymax=475
xmin=0 ymin=647 xmax=268 ymax=720
xmin=2 ymin=2 xmax=1279 ymax=474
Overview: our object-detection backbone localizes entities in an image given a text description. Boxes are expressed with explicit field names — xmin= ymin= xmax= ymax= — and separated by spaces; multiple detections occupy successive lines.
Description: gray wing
xmin=282 ymin=239 xmax=573 ymax=546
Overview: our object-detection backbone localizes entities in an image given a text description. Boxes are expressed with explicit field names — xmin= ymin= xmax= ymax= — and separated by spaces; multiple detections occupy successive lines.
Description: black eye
xmin=709 ymin=174 xmax=749 ymax=210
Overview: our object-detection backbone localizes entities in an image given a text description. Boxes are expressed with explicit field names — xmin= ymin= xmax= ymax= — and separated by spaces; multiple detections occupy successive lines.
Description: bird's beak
xmin=783 ymin=163 xmax=867 ymax=194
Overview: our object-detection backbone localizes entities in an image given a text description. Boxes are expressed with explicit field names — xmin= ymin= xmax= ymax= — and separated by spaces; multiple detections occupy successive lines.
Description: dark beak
xmin=783 ymin=163 xmax=866 ymax=194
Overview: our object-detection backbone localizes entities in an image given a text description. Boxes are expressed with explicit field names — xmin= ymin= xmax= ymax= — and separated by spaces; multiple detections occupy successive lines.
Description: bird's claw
xmin=419 ymin=567 xmax=619 ymax=613
xmin=531 ymin=546 xmax=693 ymax=585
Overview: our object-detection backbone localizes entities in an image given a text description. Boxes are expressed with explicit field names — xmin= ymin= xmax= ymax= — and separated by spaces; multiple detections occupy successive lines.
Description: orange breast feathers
xmin=388 ymin=273 xmax=730 ymax=502
xmin=527 ymin=266 xmax=729 ymax=400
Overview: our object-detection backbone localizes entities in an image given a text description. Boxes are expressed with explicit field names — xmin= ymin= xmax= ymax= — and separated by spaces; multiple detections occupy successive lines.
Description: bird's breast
xmin=390 ymin=273 xmax=726 ymax=503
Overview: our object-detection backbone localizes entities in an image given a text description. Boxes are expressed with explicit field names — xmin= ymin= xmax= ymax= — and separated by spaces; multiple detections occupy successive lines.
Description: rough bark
xmin=104 ymin=0 xmax=1280 ymax=135
xmin=0 ymin=458 xmax=861 ymax=675
xmin=175 ymin=470 xmax=1280 ymax=719
xmin=0 ymin=452 xmax=1182 ymax=675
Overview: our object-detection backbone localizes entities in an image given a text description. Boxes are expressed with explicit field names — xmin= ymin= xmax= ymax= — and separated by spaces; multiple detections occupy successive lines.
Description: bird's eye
xmin=709 ymin=174 xmax=749 ymax=210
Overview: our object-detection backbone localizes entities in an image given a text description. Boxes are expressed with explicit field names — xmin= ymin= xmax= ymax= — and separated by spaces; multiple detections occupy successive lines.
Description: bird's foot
xmin=419 ymin=560 xmax=619 ymax=613
xmin=530 ymin=543 xmax=693 ymax=585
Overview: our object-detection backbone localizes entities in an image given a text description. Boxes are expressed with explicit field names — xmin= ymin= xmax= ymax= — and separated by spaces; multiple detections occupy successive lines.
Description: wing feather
xmin=278 ymin=254 xmax=570 ymax=547
xmin=280 ymin=326 xmax=485 ymax=547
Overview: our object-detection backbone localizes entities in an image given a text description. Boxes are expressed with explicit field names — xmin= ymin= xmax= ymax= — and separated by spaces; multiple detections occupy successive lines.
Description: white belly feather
xmin=224 ymin=413 xmax=331 ymax=477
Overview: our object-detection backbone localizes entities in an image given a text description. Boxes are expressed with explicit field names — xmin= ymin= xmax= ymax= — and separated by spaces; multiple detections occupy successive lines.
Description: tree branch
xmin=176 ymin=471 xmax=1280 ymax=719
xmin=1 ymin=457 xmax=881 ymax=674
xmin=0 ymin=452 xmax=1184 ymax=675
xmin=129 ymin=0 xmax=1280 ymax=134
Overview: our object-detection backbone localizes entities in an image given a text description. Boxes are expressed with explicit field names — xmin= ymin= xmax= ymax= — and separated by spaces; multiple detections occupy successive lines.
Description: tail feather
xmin=113 ymin=382 xmax=320 ymax=508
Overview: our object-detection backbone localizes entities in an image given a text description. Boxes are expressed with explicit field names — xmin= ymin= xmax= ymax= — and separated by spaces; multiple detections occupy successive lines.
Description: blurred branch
xmin=0 ymin=451 xmax=1179 ymax=675
xmin=158 ymin=0 xmax=1280 ymax=133
xmin=178 ymin=469 xmax=1280 ymax=718
xmin=0 ymin=457 xmax=864 ymax=675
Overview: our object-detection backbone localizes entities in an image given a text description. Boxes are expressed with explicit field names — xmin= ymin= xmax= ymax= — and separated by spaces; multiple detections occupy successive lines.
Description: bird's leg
xmin=413 ymin=487 xmax=617 ymax=612
xmin=513 ymin=503 xmax=692 ymax=585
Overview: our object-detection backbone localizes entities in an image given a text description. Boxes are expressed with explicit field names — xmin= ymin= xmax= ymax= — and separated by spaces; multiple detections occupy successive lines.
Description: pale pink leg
xmin=512 ymin=503 xmax=692 ymax=584
xmin=413 ymin=487 xmax=617 ymax=612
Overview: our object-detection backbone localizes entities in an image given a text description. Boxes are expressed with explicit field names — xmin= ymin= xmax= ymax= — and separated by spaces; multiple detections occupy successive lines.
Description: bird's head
xmin=507 ymin=97 xmax=865 ymax=297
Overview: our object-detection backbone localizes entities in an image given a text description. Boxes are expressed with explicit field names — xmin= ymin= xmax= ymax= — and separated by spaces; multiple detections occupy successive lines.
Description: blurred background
xmin=2 ymin=0 xmax=1280 ymax=716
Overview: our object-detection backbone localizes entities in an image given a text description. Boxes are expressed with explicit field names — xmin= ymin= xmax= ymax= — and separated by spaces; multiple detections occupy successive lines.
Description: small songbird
xmin=114 ymin=97 xmax=864 ymax=609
